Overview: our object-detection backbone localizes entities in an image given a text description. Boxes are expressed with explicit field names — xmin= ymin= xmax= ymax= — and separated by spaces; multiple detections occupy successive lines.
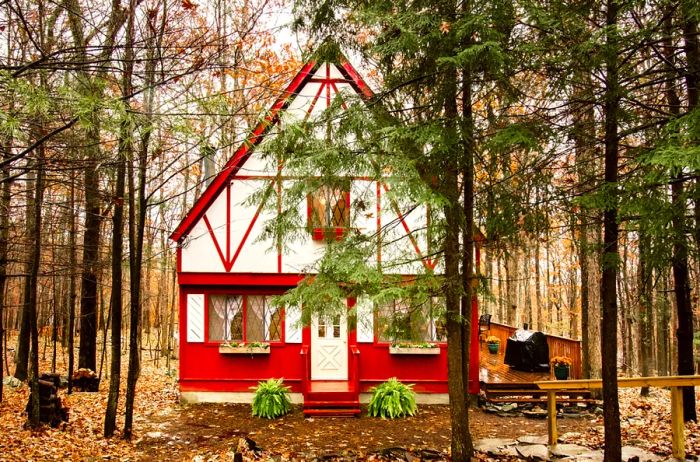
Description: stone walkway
xmin=474 ymin=435 xmax=664 ymax=461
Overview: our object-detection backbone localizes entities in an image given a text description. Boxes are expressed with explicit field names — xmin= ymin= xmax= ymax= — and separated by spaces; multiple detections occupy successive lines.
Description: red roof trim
xmin=171 ymin=54 xmax=376 ymax=242
xmin=170 ymin=61 xmax=318 ymax=241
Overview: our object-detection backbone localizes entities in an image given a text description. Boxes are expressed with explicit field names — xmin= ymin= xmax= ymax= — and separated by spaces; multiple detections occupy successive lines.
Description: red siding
xmin=178 ymin=282 xmax=483 ymax=395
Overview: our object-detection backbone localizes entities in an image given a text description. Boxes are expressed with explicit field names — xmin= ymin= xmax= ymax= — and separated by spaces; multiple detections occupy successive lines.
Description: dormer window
xmin=308 ymin=185 xmax=350 ymax=240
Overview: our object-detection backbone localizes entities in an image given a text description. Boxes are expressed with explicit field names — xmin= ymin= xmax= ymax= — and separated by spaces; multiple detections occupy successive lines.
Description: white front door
xmin=311 ymin=313 xmax=348 ymax=380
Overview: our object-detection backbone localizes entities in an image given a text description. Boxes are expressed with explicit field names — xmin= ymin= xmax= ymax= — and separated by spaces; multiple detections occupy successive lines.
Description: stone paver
xmin=515 ymin=444 xmax=551 ymax=461
xmin=518 ymin=435 xmax=550 ymax=445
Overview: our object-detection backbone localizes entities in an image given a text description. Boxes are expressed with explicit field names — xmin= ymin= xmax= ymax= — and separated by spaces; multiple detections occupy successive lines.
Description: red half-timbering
xmin=172 ymin=50 xmax=482 ymax=411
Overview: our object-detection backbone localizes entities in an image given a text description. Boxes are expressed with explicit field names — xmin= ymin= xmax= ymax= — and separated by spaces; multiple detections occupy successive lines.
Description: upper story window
xmin=207 ymin=294 xmax=282 ymax=343
xmin=308 ymin=185 xmax=350 ymax=240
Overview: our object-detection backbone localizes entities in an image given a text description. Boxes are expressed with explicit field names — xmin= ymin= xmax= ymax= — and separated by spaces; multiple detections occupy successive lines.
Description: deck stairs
xmin=303 ymin=380 xmax=361 ymax=417
xmin=481 ymin=381 xmax=598 ymax=406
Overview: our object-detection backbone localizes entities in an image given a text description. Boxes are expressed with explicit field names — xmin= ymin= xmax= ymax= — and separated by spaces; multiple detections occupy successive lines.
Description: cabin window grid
xmin=207 ymin=294 xmax=282 ymax=343
xmin=376 ymin=297 xmax=446 ymax=343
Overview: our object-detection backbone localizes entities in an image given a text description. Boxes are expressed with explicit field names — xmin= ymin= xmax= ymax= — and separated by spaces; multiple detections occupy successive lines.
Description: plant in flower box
xmin=550 ymin=356 xmax=572 ymax=380
xmin=391 ymin=342 xmax=436 ymax=349
xmin=389 ymin=341 xmax=440 ymax=355
xmin=485 ymin=336 xmax=500 ymax=354
xmin=219 ymin=341 xmax=270 ymax=354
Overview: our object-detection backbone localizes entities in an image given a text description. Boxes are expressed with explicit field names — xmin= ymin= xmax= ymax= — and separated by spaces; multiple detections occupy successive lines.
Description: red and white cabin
xmin=171 ymin=51 xmax=480 ymax=413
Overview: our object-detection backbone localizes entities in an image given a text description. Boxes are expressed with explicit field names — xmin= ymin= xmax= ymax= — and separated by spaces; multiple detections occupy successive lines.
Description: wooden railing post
xmin=670 ymin=386 xmax=685 ymax=460
xmin=547 ymin=390 xmax=558 ymax=446
xmin=537 ymin=376 xmax=700 ymax=456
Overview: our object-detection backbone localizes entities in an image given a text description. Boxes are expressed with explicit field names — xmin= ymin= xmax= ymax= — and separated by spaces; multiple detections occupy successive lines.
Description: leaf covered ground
xmin=1 ymin=357 xmax=699 ymax=461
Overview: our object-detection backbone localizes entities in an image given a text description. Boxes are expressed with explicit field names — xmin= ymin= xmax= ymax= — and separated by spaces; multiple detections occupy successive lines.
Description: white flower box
xmin=389 ymin=346 xmax=441 ymax=355
xmin=218 ymin=344 xmax=270 ymax=354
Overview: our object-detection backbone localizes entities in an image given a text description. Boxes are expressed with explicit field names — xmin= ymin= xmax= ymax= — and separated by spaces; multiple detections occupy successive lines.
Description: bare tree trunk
xmin=64 ymin=0 xmax=125 ymax=373
xmin=664 ymin=14 xmax=697 ymax=421
xmin=656 ymin=269 xmax=671 ymax=376
xmin=105 ymin=0 xmax=136 ymax=437
xmin=499 ymin=257 xmax=506 ymax=322
xmin=461 ymin=21 xmax=476 ymax=404
xmin=27 ymin=120 xmax=46 ymax=427
xmin=0 ymin=114 xmax=13 ymax=403
xmin=124 ymin=3 xmax=162 ymax=435
xmin=77 ymin=157 xmax=101 ymax=372
xmin=680 ymin=0 xmax=700 ymax=419
xmin=15 ymin=169 xmax=34 ymax=381
xmin=441 ymin=18 xmax=473 ymax=458
xmin=535 ymin=236 xmax=543 ymax=331
xmin=638 ymin=229 xmax=653 ymax=396
xmin=522 ymin=246 xmax=532 ymax=328
xmin=67 ymin=172 xmax=77 ymax=394
xmin=601 ymin=0 xmax=622 ymax=455
xmin=505 ymin=252 xmax=516 ymax=326
xmin=618 ymin=245 xmax=629 ymax=374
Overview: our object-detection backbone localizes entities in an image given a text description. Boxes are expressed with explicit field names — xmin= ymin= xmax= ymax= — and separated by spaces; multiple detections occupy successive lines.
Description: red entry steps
xmin=303 ymin=381 xmax=361 ymax=417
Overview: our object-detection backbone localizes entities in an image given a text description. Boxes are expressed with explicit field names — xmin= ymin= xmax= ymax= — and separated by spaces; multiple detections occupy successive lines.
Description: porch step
xmin=303 ymin=407 xmax=361 ymax=417
xmin=304 ymin=400 xmax=360 ymax=408
xmin=308 ymin=381 xmax=352 ymax=393
xmin=303 ymin=380 xmax=360 ymax=417
xmin=481 ymin=381 xmax=541 ymax=390
xmin=482 ymin=382 xmax=597 ymax=406
xmin=486 ymin=389 xmax=593 ymax=397
xmin=488 ymin=397 xmax=597 ymax=404
xmin=304 ymin=381 xmax=358 ymax=404
xmin=303 ymin=400 xmax=361 ymax=417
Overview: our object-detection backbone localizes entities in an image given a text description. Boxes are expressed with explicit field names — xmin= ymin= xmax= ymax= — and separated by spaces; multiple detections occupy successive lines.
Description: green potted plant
xmin=551 ymin=356 xmax=572 ymax=380
xmin=486 ymin=336 xmax=500 ymax=354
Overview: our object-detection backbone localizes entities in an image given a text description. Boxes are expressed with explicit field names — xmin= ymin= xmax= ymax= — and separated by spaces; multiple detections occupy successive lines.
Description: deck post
xmin=670 ymin=386 xmax=685 ymax=460
xmin=547 ymin=390 xmax=557 ymax=445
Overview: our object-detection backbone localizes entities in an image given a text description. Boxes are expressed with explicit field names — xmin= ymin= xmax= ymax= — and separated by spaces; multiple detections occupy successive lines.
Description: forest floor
xmin=1 ymin=348 xmax=700 ymax=461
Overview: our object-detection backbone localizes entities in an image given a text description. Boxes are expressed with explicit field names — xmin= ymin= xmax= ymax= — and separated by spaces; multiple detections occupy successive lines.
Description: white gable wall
xmin=181 ymin=188 xmax=228 ymax=273
xmin=179 ymin=62 xmax=436 ymax=276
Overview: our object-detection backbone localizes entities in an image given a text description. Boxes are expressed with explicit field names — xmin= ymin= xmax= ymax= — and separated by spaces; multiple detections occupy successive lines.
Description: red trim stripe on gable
xmin=201 ymin=180 xmax=276 ymax=272
xmin=171 ymin=54 xmax=376 ymax=243
xmin=381 ymin=182 xmax=436 ymax=271
xmin=171 ymin=61 xmax=318 ymax=242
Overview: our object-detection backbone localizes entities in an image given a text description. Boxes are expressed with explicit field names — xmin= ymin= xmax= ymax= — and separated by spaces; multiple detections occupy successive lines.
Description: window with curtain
xmin=207 ymin=294 xmax=282 ymax=343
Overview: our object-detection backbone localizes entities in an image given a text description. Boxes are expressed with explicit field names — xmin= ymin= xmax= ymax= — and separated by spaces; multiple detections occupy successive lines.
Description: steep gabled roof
xmin=170 ymin=50 xmax=374 ymax=242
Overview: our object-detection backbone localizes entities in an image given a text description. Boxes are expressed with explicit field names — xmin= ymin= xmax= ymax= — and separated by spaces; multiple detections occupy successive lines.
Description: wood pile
xmin=72 ymin=368 xmax=100 ymax=392
xmin=25 ymin=376 xmax=69 ymax=427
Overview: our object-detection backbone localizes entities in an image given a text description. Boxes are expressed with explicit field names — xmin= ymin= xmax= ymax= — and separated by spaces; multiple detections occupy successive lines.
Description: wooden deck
xmin=479 ymin=321 xmax=582 ymax=387
xmin=477 ymin=325 xmax=593 ymax=405
xmin=479 ymin=341 xmax=552 ymax=386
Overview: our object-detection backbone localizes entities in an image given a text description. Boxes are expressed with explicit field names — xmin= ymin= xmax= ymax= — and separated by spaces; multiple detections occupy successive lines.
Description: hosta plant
xmin=251 ymin=378 xmax=292 ymax=419
xmin=367 ymin=378 xmax=417 ymax=419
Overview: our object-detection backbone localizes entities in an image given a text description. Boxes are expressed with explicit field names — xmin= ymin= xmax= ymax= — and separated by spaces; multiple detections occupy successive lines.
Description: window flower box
xmin=389 ymin=343 xmax=440 ymax=355
xmin=312 ymin=227 xmax=348 ymax=241
xmin=218 ymin=343 xmax=270 ymax=354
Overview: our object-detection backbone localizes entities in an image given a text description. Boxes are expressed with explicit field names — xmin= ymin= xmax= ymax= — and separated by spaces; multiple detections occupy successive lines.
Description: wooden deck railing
xmin=487 ymin=322 xmax=582 ymax=379
xmin=536 ymin=375 xmax=700 ymax=459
